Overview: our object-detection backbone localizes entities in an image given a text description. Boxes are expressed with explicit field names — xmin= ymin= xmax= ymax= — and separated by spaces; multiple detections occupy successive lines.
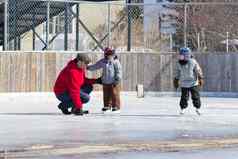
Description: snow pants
xmin=180 ymin=86 xmax=201 ymax=109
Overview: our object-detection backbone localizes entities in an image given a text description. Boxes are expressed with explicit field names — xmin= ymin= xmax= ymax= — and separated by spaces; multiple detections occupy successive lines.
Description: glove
xmin=173 ymin=78 xmax=179 ymax=89
xmin=95 ymin=77 xmax=102 ymax=84
xmin=113 ymin=77 xmax=120 ymax=87
xmin=198 ymin=78 xmax=204 ymax=87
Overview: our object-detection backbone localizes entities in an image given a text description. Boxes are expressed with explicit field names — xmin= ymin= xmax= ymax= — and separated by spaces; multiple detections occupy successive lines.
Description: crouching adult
xmin=54 ymin=54 xmax=102 ymax=115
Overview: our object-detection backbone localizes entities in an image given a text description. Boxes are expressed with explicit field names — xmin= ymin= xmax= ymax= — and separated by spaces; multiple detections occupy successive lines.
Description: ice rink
xmin=0 ymin=92 xmax=238 ymax=158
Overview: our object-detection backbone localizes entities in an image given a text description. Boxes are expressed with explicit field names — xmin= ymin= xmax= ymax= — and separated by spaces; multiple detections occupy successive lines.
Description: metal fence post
xmin=4 ymin=0 xmax=8 ymax=51
xmin=64 ymin=3 xmax=69 ymax=51
xmin=33 ymin=10 xmax=36 ymax=51
xmin=18 ymin=36 xmax=21 ymax=50
xmin=184 ymin=3 xmax=187 ymax=48
xmin=13 ymin=0 xmax=17 ymax=50
xmin=45 ymin=1 xmax=50 ymax=50
xmin=76 ymin=3 xmax=79 ymax=51
xmin=127 ymin=0 xmax=131 ymax=51
xmin=107 ymin=2 xmax=111 ymax=48
xmin=226 ymin=31 xmax=229 ymax=53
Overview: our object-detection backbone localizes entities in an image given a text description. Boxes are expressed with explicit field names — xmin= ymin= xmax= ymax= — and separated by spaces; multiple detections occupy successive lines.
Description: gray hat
xmin=76 ymin=54 xmax=91 ymax=64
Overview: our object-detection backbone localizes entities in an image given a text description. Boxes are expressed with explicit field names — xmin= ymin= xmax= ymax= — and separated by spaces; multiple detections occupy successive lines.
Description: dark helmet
xmin=104 ymin=47 xmax=115 ymax=56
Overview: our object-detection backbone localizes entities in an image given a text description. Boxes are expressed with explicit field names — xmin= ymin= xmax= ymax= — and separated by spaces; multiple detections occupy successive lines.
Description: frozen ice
xmin=0 ymin=92 xmax=238 ymax=158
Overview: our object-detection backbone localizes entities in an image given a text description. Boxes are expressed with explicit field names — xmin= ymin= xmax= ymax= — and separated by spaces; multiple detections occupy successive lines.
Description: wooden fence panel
xmin=0 ymin=52 xmax=237 ymax=92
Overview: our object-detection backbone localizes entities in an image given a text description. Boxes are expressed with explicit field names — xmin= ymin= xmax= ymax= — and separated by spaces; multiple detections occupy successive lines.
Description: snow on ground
xmin=0 ymin=92 xmax=238 ymax=158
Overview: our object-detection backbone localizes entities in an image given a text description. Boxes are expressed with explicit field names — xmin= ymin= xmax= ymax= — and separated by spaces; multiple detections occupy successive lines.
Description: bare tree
xmin=174 ymin=0 xmax=238 ymax=52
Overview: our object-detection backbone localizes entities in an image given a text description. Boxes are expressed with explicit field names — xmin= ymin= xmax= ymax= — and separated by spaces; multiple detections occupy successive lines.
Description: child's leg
xmin=108 ymin=92 xmax=113 ymax=109
xmin=112 ymin=84 xmax=121 ymax=109
xmin=190 ymin=86 xmax=201 ymax=109
xmin=180 ymin=88 xmax=189 ymax=109
xmin=103 ymin=85 xmax=112 ymax=108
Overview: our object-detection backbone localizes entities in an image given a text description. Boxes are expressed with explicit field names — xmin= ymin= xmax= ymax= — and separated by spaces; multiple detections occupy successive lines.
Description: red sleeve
xmin=83 ymin=71 xmax=96 ymax=85
xmin=85 ymin=78 xmax=96 ymax=85
xmin=68 ymin=69 xmax=83 ymax=109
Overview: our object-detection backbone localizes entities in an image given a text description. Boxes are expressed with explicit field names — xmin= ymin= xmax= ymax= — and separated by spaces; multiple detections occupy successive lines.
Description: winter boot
xmin=58 ymin=103 xmax=71 ymax=115
xmin=72 ymin=107 xmax=89 ymax=116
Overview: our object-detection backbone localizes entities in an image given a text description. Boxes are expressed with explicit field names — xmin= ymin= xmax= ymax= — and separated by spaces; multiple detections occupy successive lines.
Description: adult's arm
xmin=68 ymin=69 xmax=83 ymax=109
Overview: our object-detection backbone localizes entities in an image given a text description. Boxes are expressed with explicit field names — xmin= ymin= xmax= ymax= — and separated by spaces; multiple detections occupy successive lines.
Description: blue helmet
xmin=179 ymin=47 xmax=191 ymax=55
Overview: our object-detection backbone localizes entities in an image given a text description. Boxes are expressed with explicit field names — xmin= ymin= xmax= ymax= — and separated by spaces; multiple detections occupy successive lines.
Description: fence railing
xmin=3 ymin=1 xmax=238 ymax=52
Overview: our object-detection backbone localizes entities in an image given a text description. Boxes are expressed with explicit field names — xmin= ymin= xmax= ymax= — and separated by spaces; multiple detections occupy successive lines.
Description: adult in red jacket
xmin=54 ymin=54 xmax=101 ymax=115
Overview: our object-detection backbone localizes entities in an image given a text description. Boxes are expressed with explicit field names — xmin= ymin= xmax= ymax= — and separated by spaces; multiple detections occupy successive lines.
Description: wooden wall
xmin=0 ymin=52 xmax=237 ymax=92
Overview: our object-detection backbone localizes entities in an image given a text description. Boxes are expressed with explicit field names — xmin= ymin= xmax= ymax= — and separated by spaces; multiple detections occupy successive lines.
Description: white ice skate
xmin=195 ymin=109 xmax=201 ymax=116
xmin=180 ymin=109 xmax=185 ymax=115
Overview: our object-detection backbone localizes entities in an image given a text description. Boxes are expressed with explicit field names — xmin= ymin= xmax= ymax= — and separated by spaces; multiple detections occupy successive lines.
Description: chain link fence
xmin=2 ymin=0 xmax=238 ymax=52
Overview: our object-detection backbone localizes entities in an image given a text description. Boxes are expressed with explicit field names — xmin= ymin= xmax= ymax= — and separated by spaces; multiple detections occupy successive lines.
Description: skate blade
xmin=195 ymin=111 xmax=201 ymax=116
xmin=179 ymin=110 xmax=185 ymax=115
xmin=111 ymin=110 xmax=121 ymax=114
xmin=102 ymin=110 xmax=121 ymax=115
xmin=102 ymin=110 xmax=111 ymax=114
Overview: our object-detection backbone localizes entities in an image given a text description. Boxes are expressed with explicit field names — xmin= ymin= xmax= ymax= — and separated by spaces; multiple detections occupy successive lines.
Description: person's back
xmin=54 ymin=59 xmax=84 ymax=95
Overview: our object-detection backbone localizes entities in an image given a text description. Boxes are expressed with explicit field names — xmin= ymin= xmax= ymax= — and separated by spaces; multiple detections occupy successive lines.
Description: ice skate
xmin=180 ymin=109 xmax=185 ymax=115
xmin=102 ymin=107 xmax=111 ymax=114
xmin=111 ymin=107 xmax=121 ymax=114
xmin=195 ymin=109 xmax=201 ymax=116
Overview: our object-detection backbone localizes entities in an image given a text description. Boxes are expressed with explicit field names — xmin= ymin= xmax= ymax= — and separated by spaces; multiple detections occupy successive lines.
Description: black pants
xmin=180 ymin=86 xmax=201 ymax=109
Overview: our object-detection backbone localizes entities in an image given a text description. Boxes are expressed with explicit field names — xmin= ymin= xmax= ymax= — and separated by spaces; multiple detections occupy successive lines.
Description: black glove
xmin=198 ymin=78 xmax=204 ymax=87
xmin=95 ymin=77 xmax=102 ymax=84
xmin=113 ymin=77 xmax=120 ymax=86
xmin=173 ymin=78 xmax=179 ymax=89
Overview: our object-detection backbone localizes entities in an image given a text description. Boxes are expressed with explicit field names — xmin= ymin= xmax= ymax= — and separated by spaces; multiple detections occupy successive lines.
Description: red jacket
xmin=54 ymin=59 xmax=95 ymax=109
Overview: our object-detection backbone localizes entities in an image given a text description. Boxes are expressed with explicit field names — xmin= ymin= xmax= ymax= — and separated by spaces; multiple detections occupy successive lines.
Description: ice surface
xmin=0 ymin=92 xmax=238 ymax=158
